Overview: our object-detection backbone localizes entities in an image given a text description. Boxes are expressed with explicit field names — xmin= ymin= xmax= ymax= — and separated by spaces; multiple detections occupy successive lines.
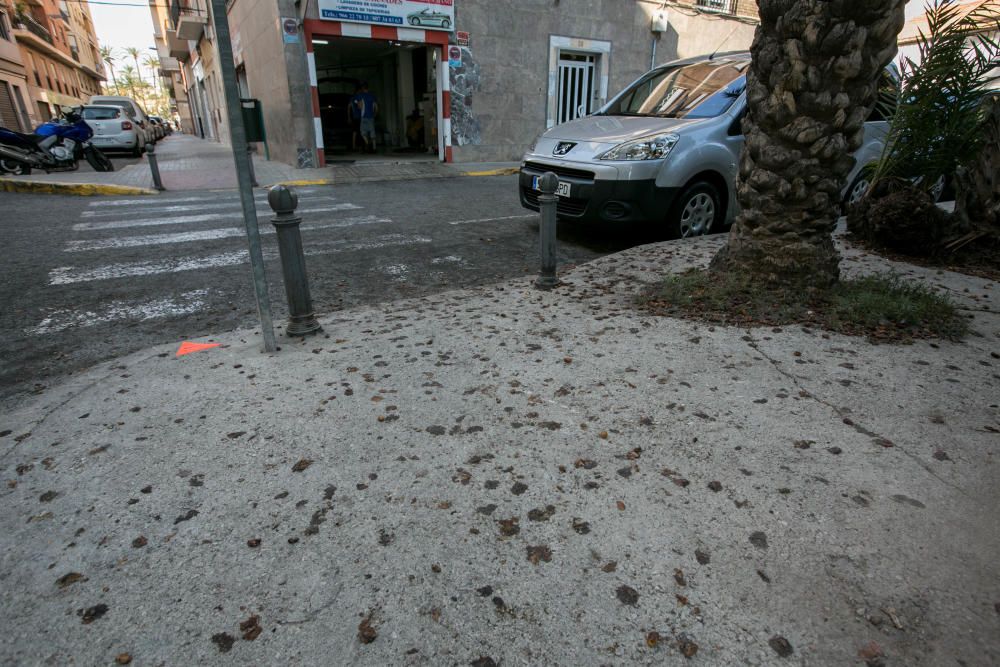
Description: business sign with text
xmin=319 ymin=0 xmax=455 ymax=32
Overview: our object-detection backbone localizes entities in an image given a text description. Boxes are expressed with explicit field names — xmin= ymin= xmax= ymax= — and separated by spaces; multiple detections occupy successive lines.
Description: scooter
xmin=0 ymin=105 xmax=113 ymax=175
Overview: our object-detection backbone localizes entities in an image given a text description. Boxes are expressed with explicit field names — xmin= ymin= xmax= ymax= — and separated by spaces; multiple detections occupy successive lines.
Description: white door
xmin=557 ymin=52 xmax=596 ymax=124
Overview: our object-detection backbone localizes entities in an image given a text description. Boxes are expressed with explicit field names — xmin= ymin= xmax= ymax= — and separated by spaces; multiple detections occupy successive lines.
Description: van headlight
xmin=599 ymin=132 xmax=679 ymax=161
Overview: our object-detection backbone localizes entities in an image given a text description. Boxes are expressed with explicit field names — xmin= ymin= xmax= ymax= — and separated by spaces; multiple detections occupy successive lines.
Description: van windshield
xmin=601 ymin=59 xmax=749 ymax=119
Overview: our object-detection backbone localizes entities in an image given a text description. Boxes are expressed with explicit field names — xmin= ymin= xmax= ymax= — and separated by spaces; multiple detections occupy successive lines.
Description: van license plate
xmin=532 ymin=176 xmax=571 ymax=197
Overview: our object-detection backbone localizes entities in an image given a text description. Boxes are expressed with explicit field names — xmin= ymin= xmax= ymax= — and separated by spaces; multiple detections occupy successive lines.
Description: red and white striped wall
xmin=303 ymin=19 xmax=452 ymax=167
xmin=440 ymin=49 xmax=452 ymax=163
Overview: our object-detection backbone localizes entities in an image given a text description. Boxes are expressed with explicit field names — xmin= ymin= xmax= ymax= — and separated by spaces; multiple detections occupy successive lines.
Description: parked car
xmin=407 ymin=8 xmax=451 ymax=28
xmin=149 ymin=115 xmax=172 ymax=137
xmin=519 ymin=52 xmax=897 ymax=238
xmin=88 ymin=95 xmax=153 ymax=148
xmin=152 ymin=117 xmax=167 ymax=141
xmin=80 ymin=105 xmax=143 ymax=157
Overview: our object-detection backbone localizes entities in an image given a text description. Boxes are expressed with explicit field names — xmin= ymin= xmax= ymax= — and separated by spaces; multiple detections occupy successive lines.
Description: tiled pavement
xmin=6 ymin=134 xmax=517 ymax=191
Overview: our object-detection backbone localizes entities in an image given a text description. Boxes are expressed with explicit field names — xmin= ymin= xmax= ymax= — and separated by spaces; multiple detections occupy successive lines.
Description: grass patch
xmin=640 ymin=270 xmax=969 ymax=343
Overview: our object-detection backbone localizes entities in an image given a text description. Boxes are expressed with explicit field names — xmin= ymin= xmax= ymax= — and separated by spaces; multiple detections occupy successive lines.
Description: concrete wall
xmin=448 ymin=0 xmax=758 ymax=162
xmin=228 ymin=0 xmax=315 ymax=166
xmin=233 ymin=0 xmax=759 ymax=166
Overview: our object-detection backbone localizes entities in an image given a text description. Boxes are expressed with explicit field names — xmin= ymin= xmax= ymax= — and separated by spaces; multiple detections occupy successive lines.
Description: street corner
xmin=461 ymin=167 xmax=520 ymax=177
xmin=264 ymin=178 xmax=334 ymax=189
xmin=0 ymin=178 xmax=159 ymax=197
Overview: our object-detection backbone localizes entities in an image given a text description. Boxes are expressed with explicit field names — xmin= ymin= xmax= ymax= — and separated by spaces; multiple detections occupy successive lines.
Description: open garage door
xmin=312 ymin=36 xmax=440 ymax=161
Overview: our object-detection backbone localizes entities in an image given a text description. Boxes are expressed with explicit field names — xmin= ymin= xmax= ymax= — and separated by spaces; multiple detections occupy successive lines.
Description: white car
xmin=82 ymin=105 xmax=143 ymax=157
xmin=89 ymin=95 xmax=153 ymax=149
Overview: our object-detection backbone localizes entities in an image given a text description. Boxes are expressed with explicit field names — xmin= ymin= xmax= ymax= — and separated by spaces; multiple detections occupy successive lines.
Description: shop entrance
xmin=312 ymin=36 xmax=439 ymax=160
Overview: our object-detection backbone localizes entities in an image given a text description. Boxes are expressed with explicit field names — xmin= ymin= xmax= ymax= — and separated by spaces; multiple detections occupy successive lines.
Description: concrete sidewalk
xmin=1 ymin=235 xmax=998 ymax=666
xmin=0 ymin=134 xmax=518 ymax=194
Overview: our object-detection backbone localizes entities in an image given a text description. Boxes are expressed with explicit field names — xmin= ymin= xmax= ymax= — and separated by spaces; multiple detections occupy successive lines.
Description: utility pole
xmin=208 ymin=0 xmax=277 ymax=353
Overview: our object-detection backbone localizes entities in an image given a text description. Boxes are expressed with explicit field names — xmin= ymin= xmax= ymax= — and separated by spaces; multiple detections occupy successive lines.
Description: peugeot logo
xmin=553 ymin=142 xmax=576 ymax=156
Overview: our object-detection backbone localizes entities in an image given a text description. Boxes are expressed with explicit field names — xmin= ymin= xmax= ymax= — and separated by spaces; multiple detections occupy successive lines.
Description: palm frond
xmin=871 ymin=0 xmax=1000 ymax=192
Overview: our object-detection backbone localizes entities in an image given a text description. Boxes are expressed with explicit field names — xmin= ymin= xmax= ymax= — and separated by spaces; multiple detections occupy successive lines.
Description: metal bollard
xmin=145 ymin=143 xmax=164 ymax=191
xmin=535 ymin=171 xmax=559 ymax=290
xmin=267 ymin=185 xmax=322 ymax=337
xmin=247 ymin=144 xmax=259 ymax=187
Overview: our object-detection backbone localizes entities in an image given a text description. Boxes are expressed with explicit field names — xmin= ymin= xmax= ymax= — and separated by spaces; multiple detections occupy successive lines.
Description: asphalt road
xmin=0 ymin=175 xmax=663 ymax=404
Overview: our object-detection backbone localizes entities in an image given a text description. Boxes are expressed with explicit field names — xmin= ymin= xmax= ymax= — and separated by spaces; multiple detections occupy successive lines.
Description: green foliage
xmin=872 ymin=0 xmax=1000 ymax=192
xmin=641 ymin=269 xmax=968 ymax=342
xmin=828 ymin=274 xmax=965 ymax=336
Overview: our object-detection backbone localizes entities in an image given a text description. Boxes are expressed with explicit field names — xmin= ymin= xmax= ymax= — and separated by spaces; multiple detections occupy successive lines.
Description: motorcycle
xmin=0 ymin=105 xmax=114 ymax=175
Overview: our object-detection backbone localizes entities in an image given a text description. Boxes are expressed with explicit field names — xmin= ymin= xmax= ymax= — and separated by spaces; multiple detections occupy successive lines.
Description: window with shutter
xmin=0 ymin=81 xmax=24 ymax=131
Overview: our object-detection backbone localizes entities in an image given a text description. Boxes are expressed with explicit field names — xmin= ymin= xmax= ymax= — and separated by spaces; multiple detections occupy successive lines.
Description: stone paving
xmin=6 ymin=135 xmax=518 ymax=191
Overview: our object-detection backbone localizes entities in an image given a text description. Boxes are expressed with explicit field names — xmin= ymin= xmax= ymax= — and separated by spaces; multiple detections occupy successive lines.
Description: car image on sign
xmin=407 ymin=8 xmax=451 ymax=28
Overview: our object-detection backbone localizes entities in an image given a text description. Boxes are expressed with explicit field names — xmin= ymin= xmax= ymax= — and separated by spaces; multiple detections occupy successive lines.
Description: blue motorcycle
xmin=0 ymin=105 xmax=113 ymax=175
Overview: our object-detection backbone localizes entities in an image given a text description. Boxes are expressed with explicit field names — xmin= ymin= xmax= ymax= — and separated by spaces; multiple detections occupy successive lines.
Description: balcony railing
xmin=13 ymin=13 xmax=53 ymax=44
xmin=685 ymin=0 xmax=757 ymax=19
xmin=169 ymin=0 xmax=205 ymax=31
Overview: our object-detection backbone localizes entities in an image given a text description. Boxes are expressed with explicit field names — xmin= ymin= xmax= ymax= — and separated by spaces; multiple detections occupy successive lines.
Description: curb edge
xmin=0 ymin=179 xmax=158 ymax=196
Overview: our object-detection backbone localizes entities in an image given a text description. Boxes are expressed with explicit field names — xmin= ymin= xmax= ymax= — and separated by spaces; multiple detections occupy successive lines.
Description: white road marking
xmin=446 ymin=214 xmax=535 ymax=225
xmin=305 ymin=235 xmax=432 ymax=254
xmin=85 ymin=188 xmax=321 ymax=207
xmin=431 ymin=255 xmax=464 ymax=264
xmin=50 ymin=235 xmax=432 ymax=285
xmin=26 ymin=290 xmax=209 ymax=335
xmin=73 ymin=204 xmax=364 ymax=231
xmin=50 ymin=252 xmax=251 ymax=284
xmin=383 ymin=263 xmax=409 ymax=282
xmin=80 ymin=195 xmax=340 ymax=218
xmin=65 ymin=215 xmax=390 ymax=252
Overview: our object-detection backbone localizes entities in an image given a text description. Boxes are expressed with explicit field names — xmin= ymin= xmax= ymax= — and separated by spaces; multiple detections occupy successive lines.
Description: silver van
xmin=519 ymin=52 xmax=894 ymax=238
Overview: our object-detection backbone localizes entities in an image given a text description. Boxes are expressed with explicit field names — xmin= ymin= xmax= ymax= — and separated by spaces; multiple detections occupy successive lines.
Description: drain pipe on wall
xmin=650 ymin=7 xmax=668 ymax=68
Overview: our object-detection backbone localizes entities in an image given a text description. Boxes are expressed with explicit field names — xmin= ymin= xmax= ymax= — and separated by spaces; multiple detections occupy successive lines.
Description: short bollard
xmin=247 ymin=144 xmax=259 ymax=187
xmin=145 ymin=143 xmax=164 ymax=191
xmin=535 ymin=171 xmax=559 ymax=290
xmin=268 ymin=185 xmax=322 ymax=337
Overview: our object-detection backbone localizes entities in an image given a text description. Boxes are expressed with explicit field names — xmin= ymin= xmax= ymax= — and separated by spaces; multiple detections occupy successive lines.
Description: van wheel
xmin=668 ymin=181 xmax=721 ymax=239
xmin=925 ymin=174 xmax=947 ymax=203
xmin=844 ymin=170 xmax=872 ymax=209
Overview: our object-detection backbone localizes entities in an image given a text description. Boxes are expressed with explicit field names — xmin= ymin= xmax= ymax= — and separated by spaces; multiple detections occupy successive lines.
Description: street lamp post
xmin=207 ymin=0 xmax=276 ymax=353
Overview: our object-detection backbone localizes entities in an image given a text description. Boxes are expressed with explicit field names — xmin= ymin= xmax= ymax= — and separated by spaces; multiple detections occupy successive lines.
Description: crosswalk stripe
xmin=65 ymin=215 xmax=391 ymax=251
xmin=50 ymin=252 xmax=250 ymax=284
xmin=73 ymin=204 xmax=364 ymax=232
xmin=80 ymin=195 xmax=340 ymax=218
xmin=85 ymin=188 xmax=321 ymax=207
xmin=49 ymin=235 xmax=431 ymax=285
xmin=26 ymin=290 xmax=210 ymax=335
xmin=447 ymin=214 xmax=535 ymax=225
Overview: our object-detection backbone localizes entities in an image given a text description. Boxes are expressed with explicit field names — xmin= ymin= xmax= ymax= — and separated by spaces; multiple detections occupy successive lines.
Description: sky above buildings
xmin=87 ymin=0 xmax=156 ymax=58
xmin=80 ymin=0 xmax=949 ymax=67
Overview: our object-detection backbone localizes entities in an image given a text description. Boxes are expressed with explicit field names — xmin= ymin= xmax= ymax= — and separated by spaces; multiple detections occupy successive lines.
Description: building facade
xmin=158 ymin=0 xmax=759 ymax=167
xmin=152 ymin=0 xmax=230 ymax=142
xmin=0 ymin=2 xmax=31 ymax=131
xmin=150 ymin=0 xmax=195 ymax=133
xmin=0 ymin=0 xmax=104 ymax=131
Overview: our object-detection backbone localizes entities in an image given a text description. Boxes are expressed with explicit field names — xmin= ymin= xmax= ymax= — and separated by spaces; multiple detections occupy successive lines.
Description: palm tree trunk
xmin=108 ymin=64 xmax=119 ymax=95
xmin=131 ymin=56 xmax=145 ymax=106
xmin=953 ymin=93 xmax=1000 ymax=238
xmin=711 ymin=0 xmax=906 ymax=290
